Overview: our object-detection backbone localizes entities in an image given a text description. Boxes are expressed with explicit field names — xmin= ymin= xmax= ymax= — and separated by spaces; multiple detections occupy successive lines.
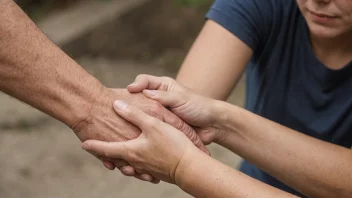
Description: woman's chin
xmin=307 ymin=22 xmax=350 ymax=40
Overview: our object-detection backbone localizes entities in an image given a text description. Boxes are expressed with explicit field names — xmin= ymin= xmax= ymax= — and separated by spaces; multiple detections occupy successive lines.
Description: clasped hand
xmin=82 ymin=75 xmax=228 ymax=184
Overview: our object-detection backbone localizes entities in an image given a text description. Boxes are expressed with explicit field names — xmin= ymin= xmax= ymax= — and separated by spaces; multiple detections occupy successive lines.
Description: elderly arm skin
xmin=0 ymin=0 xmax=142 ymax=151
xmin=0 ymin=0 xmax=141 ymax=172
xmin=0 ymin=0 xmax=104 ymax=127
xmin=212 ymin=101 xmax=352 ymax=198
xmin=0 ymin=1 xmax=209 ymax=180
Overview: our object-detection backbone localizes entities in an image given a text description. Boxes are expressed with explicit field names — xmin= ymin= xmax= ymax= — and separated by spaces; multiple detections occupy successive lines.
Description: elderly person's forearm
xmin=0 ymin=1 xmax=209 ymax=180
xmin=0 ymin=0 xmax=104 ymax=127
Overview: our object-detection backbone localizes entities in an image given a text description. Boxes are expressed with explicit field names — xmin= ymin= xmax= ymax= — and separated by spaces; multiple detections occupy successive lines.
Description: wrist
xmin=209 ymin=100 xmax=233 ymax=144
xmin=174 ymin=146 xmax=200 ymax=188
xmin=68 ymin=81 xmax=110 ymax=132
xmin=174 ymin=146 xmax=216 ymax=196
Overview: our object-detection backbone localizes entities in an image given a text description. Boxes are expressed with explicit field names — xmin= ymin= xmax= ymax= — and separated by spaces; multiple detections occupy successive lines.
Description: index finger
xmin=113 ymin=100 xmax=160 ymax=133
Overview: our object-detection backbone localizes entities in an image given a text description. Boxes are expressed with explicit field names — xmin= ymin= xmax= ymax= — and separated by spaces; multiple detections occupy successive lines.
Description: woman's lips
xmin=308 ymin=10 xmax=339 ymax=24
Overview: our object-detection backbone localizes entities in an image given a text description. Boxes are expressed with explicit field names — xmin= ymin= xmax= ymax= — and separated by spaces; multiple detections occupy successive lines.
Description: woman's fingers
xmin=102 ymin=160 xmax=115 ymax=170
xmin=82 ymin=140 xmax=128 ymax=159
xmin=113 ymin=100 xmax=159 ymax=133
xmin=114 ymin=164 xmax=159 ymax=184
xmin=150 ymin=178 xmax=161 ymax=184
xmin=113 ymin=160 xmax=159 ymax=183
xmin=91 ymin=143 xmax=160 ymax=182
xmin=122 ymin=171 xmax=160 ymax=184
xmin=142 ymin=90 xmax=183 ymax=107
xmin=120 ymin=165 xmax=136 ymax=176
xmin=136 ymin=173 xmax=160 ymax=183
xmin=127 ymin=74 xmax=171 ymax=93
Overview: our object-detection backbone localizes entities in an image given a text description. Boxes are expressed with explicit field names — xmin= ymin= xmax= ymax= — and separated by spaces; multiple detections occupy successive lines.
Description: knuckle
xmin=188 ymin=130 xmax=199 ymax=143
xmin=126 ymin=151 xmax=135 ymax=162
xmin=178 ymin=120 xmax=188 ymax=132
xmin=168 ymin=118 xmax=179 ymax=128
xmin=161 ymin=76 xmax=174 ymax=90
xmin=147 ymin=109 xmax=158 ymax=119
xmin=161 ymin=76 xmax=173 ymax=82
xmin=136 ymin=74 xmax=147 ymax=80
xmin=148 ymin=102 xmax=163 ymax=119
xmin=169 ymin=117 xmax=185 ymax=131
xmin=124 ymin=145 xmax=141 ymax=163
xmin=152 ymin=100 xmax=163 ymax=108
xmin=181 ymin=123 xmax=198 ymax=143
xmin=167 ymin=117 xmax=177 ymax=127
xmin=192 ymin=134 xmax=202 ymax=145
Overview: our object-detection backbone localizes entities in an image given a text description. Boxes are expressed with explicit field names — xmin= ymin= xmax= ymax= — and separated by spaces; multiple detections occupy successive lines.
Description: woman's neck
xmin=310 ymin=32 xmax=352 ymax=70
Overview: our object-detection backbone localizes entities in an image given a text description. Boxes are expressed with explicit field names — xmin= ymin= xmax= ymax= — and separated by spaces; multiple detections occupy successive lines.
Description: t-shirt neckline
xmin=302 ymin=20 xmax=352 ymax=75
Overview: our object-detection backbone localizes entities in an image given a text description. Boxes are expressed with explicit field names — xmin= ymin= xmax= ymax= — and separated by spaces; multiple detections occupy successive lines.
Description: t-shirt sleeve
xmin=206 ymin=0 xmax=275 ymax=52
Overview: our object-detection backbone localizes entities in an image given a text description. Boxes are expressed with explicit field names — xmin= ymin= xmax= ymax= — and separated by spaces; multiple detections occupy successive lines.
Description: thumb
xmin=142 ymin=90 xmax=184 ymax=108
xmin=127 ymin=74 xmax=166 ymax=93
xmin=82 ymin=140 xmax=129 ymax=160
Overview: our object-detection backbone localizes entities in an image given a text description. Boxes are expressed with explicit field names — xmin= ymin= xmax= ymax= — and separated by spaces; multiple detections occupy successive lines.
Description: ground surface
xmin=0 ymin=1 xmax=245 ymax=197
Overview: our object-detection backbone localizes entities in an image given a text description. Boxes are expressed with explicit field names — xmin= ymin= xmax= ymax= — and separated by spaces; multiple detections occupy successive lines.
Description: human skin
xmin=172 ymin=1 xmax=352 ymax=194
xmin=296 ymin=0 xmax=352 ymax=69
xmin=0 ymin=0 xmax=208 ymax=183
xmin=82 ymin=100 xmax=297 ymax=198
xmin=176 ymin=0 xmax=352 ymax=98
xmin=127 ymin=75 xmax=352 ymax=198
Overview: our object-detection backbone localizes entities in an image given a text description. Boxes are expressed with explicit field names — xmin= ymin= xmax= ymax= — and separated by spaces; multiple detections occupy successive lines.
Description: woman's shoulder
xmin=206 ymin=0 xmax=299 ymax=52
xmin=210 ymin=0 xmax=297 ymax=18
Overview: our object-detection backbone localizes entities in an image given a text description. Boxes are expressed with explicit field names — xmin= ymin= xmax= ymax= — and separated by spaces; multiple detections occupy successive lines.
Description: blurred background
xmin=0 ymin=0 xmax=245 ymax=197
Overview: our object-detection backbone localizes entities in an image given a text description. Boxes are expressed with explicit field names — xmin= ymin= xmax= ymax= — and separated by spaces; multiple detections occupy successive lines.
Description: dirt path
xmin=0 ymin=57 xmax=244 ymax=198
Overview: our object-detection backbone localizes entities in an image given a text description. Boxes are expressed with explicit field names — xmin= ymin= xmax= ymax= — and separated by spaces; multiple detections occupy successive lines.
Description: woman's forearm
xmin=176 ymin=20 xmax=252 ymax=100
xmin=214 ymin=101 xmax=352 ymax=198
xmin=175 ymin=148 xmax=295 ymax=198
xmin=0 ymin=0 xmax=105 ymax=127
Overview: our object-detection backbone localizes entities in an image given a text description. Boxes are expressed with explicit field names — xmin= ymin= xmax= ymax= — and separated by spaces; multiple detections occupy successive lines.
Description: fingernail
xmin=81 ymin=143 xmax=89 ymax=150
xmin=122 ymin=166 xmax=134 ymax=176
xmin=114 ymin=100 xmax=128 ymax=110
xmin=144 ymin=90 xmax=156 ymax=96
xmin=141 ymin=174 xmax=151 ymax=181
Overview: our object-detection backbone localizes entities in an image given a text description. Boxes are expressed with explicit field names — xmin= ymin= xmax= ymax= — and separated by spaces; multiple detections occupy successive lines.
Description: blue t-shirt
xmin=206 ymin=0 xmax=352 ymax=196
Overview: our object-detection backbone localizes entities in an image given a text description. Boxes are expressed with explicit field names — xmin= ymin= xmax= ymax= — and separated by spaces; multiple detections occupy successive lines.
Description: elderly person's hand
xmin=76 ymin=88 xmax=209 ymax=183
xmin=82 ymin=100 xmax=199 ymax=184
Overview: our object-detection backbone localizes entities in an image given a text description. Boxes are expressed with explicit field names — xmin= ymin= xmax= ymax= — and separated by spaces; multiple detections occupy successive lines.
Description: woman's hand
xmin=82 ymin=100 xmax=197 ymax=184
xmin=127 ymin=74 xmax=226 ymax=145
